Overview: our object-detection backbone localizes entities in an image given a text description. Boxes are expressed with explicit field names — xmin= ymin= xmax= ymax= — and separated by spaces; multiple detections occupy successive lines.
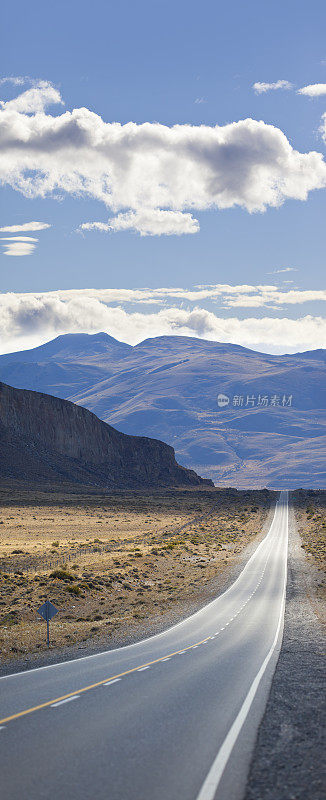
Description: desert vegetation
xmin=0 ymin=485 xmax=274 ymax=663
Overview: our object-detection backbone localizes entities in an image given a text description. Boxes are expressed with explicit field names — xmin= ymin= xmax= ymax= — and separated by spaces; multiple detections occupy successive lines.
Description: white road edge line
xmin=196 ymin=494 xmax=288 ymax=800
xmin=103 ymin=678 xmax=121 ymax=686
xmin=51 ymin=695 xmax=80 ymax=707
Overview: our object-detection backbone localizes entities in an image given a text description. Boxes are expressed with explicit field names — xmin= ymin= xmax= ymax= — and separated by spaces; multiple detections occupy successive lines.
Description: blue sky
xmin=1 ymin=0 xmax=326 ymax=353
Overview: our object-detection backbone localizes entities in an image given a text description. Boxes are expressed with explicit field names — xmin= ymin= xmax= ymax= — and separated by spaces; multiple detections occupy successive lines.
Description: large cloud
xmin=1 ymin=289 xmax=325 ymax=354
xmin=1 ymin=84 xmax=326 ymax=235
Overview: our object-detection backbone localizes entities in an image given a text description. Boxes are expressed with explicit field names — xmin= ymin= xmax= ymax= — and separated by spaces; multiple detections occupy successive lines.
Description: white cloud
xmin=320 ymin=112 xmax=326 ymax=143
xmin=0 ymin=76 xmax=28 ymax=86
xmin=1 ymin=239 xmax=36 ymax=256
xmin=270 ymin=267 xmax=298 ymax=274
xmin=80 ymin=209 xmax=199 ymax=236
xmin=6 ymin=284 xmax=323 ymax=306
xmin=1 ymin=284 xmax=323 ymax=306
xmin=0 ymin=236 xmax=38 ymax=241
xmin=1 ymin=85 xmax=326 ymax=235
xmin=298 ymin=83 xmax=326 ymax=97
xmin=0 ymin=80 xmax=62 ymax=114
xmin=194 ymin=97 xmax=207 ymax=104
xmin=253 ymin=80 xmax=293 ymax=94
xmin=221 ymin=288 xmax=326 ymax=308
xmin=0 ymin=289 xmax=325 ymax=355
xmin=0 ymin=221 xmax=51 ymax=233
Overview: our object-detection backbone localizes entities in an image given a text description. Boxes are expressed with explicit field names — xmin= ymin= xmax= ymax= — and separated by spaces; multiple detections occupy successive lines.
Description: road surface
xmin=0 ymin=491 xmax=289 ymax=800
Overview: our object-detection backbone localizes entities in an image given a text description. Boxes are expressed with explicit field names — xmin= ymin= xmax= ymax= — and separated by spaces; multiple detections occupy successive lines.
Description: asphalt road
xmin=0 ymin=491 xmax=289 ymax=800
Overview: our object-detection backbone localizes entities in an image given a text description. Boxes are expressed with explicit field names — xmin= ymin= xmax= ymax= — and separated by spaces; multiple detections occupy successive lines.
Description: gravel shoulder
xmin=244 ymin=502 xmax=325 ymax=800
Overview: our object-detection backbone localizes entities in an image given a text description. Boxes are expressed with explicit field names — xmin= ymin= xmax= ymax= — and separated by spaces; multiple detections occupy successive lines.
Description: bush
xmin=50 ymin=569 xmax=74 ymax=581
xmin=66 ymin=585 xmax=82 ymax=596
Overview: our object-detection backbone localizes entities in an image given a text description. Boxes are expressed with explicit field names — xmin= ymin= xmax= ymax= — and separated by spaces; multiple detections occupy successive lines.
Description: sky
xmin=1 ymin=0 xmax=326 ymax=354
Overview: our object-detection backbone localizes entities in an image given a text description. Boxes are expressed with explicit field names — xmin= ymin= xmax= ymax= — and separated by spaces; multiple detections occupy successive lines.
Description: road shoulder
xmin=244 ymin=503 xmax=325 ymax=800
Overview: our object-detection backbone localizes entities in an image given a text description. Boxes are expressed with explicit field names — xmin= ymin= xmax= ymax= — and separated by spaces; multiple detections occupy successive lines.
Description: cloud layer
xmin=1 ymin=83 xmax=326 ymax=236
xmin=1 ymin=287 xmax=325 ymax=355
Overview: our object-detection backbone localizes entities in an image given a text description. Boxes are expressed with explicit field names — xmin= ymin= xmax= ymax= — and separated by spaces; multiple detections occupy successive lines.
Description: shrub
xmin=66 ymin=585 xmax=82 ymax=596
xmin=50 ymin=569 xmax=74 ymax=581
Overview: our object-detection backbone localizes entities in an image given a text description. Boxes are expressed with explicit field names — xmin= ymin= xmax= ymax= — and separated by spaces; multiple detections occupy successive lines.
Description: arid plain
xmin=1 ymin=486 xmax=325 ymax=667
xmin=0 ymin=486 xmax=275 ymax=663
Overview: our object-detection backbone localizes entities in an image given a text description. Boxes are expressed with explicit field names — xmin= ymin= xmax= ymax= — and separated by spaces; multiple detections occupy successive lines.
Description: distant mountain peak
xmin=0 ymin=332 xmax=132 ymax=365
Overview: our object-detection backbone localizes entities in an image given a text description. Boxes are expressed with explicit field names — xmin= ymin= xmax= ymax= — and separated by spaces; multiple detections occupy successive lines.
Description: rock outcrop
xmin=0 ymin=382 xmax=211 ymax=489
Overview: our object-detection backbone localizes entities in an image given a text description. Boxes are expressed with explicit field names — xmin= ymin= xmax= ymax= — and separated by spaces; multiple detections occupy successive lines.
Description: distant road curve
xmin=0 ymin=491 xmax=289 ymax=800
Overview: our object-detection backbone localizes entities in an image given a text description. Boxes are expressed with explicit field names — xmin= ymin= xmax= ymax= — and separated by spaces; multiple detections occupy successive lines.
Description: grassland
xmin=0 ymin=485 xmax=274 ymax=663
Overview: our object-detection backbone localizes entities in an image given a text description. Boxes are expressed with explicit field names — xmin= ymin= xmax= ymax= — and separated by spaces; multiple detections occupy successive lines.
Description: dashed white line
xmin=103 ymin=678 xmax=121 ymax=686
xmin=51 ymin=695 xmax=80 ymax=707
xmin=137 ymin=666 xmax=150 ymax=672
xmin=161 ymin=657 xmax=171 ymax=662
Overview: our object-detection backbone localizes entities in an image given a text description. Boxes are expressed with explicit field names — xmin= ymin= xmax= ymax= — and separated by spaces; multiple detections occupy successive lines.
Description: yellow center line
xmin=0 ymin=635 xmax=212 ymax=726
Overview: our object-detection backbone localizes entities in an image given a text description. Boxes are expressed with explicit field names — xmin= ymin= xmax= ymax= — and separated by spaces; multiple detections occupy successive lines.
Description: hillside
xmin=0 ymin=333 xmax=325 ymax=488
xmin=0 ymin=382 xmax=210 ymax=490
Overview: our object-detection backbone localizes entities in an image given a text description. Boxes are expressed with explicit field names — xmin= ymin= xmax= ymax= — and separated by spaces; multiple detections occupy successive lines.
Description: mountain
xmin=1 ymin=333 xmax=325 ymax=489
xmin=0 ymin=381 xmax=210 ymax=490
xmin=0 ymin=333 xmax=131 ymax=400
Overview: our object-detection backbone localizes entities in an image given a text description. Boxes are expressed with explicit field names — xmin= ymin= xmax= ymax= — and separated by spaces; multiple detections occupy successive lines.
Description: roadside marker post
xmin=37 ymin=600 xmax=59 ymax=647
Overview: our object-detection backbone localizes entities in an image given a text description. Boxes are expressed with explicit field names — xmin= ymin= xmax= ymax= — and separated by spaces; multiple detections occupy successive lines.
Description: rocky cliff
xmin=0 ymin=382 xmax=211 ymax=489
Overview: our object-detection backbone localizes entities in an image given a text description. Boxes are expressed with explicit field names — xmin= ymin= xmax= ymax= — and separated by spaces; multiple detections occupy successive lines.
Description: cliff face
xmin=0 ymin=382 xmax=211 ymax=489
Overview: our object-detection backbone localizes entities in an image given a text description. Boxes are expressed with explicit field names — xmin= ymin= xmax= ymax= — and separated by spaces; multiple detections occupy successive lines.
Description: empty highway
xmin=0 ymin=491 xmax=289 ymax=800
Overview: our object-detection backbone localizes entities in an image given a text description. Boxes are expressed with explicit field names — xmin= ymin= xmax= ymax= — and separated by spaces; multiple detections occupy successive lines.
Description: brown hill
xmin=0 ymin=382 xmax=211 ymax=490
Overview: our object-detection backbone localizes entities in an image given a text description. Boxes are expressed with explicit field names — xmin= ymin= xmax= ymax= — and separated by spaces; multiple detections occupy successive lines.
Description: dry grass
xmin=0 ymin=485 xmax=274 ymax=661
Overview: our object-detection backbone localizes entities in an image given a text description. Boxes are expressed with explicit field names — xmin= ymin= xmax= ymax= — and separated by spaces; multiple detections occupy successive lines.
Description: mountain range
xmin=0 ymin=332 xmax=325 ymax=488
